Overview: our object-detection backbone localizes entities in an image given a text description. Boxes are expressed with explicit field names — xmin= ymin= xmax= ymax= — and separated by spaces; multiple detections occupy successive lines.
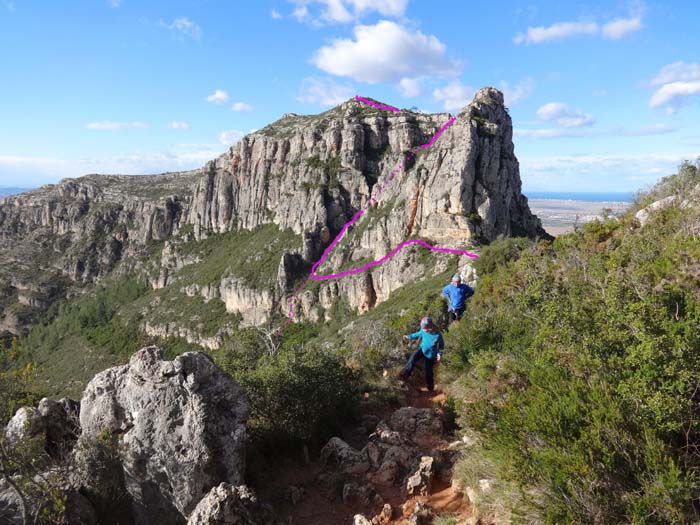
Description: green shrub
xmin=218 ymin=344 xmax=360 ymax=446
xmin=472 ymin=237 xmax=531 ymax=276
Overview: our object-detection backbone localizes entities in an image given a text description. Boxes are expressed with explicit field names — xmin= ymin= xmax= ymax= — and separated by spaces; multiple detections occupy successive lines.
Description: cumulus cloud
xmin=500 ymin=78 xmax=534 ymax=106
xmin=161 ymin=17 xmax=202 ymax=39
xmin=433 ymin=80 xmax=474 ymax=111
xmin=231 ymin=102 xmax=254 ymax=112
xmin=86 ymin=121 xmax=148 ymax=130
xmin=536 ymin=102 xmax=595 ymax=128
xmin=271 ymin=8 xmax=282 ymax=19
xmin=398 ymin=77 xmax=422 ymax=98
xmin=206 ymin=89 xmax=229 ymax=104
xmin=602 ymin=16 xmax=642 ymax=39
xmin=650 ymin=62 xmax=700 ymax=112
xmin=288 ymin=0 xmax=407 ymax=24
xmin=650 ymin=82 xmax=700 ymax=112
xmin=169 ymin=121 xmax=190 ymax=130
xmin=312 ymin=20 xmax=460 ymax=85
xmin=514 ymin=21 xmax=598 ymax=44
xmin=651 ymin=61 xmax=700 ymax=86
xmin=297 ymin=76 xmax=354 ymax=106
xmin=218 ymin=130 xmax=245 ymax=146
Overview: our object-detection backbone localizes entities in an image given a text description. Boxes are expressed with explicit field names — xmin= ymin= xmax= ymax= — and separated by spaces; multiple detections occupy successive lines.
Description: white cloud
xmin=651 ymin=61 xmax=700 ymax=86
xmin=514 ymin=5 xmax=644 ymax=45
xmin=271 ymin=8 xmax=282 ymax=19
xmin=650 ymin=62 xmax=700 ymax=113
xmin=514 ymin=21 xmax=598 ymax=44
xmin=515 ymin=123 xmax=676 ymax=139
xmin=311 ymin=20 xmax=461 ymax=84
xmin=536 ymin=102 xmax=595 ymax=128
xmin=500 ymin=78 xmax=534 ymax=106
xmin=433 ymin=80 xmax=474 ymax=111
xmin=650 ymin=81 xmax=700 ymax=112
xmin=219 ymin=130 xmax=245 ymax=146
xmin=206 ymin=89 xmax=229 ymax=104
xmin=292 ymin=5 xmax=310 ymax=21
xmin=398 ymin=77 xmax=422 ymax=98
xmin=592 ymin=89 xmax=608 ymax=97
xmin=86 ymin=121 xmax=148 ymax=130
xmin=162 ymin=17 xmax=201 ymax=39
xmin=297 ymin=76 xmax=354 ymax=106
xmin=169 ymin=121 xmax=190 ymax=130
xmin=231 ymin=102 xmax=254 ymax=112
xmin=107 ymin=0 xmax=121 ymax=8
xmin=288 ymin=0 xmax=407 ymax=24
xmin=602 ymin=16 xmax=642 ymax=39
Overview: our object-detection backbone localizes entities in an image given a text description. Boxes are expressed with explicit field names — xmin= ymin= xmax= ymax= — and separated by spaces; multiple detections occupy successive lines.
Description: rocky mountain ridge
xmin=0 ymin=87 xmax=547 ymax=341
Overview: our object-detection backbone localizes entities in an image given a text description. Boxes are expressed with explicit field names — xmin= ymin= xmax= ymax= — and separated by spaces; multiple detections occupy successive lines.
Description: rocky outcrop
xmin=78 ymin=346 xmax=248 ymax=523
xmin=316 ymin=405 xmax=457 ymax=522
xmin=187 ymin=483 xmax=278 ymax=525
xmin=4 ymin=397 xmax=80 ymax=456
xmin=1 ymin=346 xmax=253 ymax=525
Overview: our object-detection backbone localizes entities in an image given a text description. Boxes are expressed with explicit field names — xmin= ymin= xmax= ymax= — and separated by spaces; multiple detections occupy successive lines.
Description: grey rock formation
xmin=4 ymin=397 xmax=80 ymax=456
xmin=405 ymin=456 xmax=435 ymax=496
xmin=0 ymin=88 xmax=546 ymax=337
xmin=79 ymin=346 xmax=248 ymax=523
xmin=186 ymin=483 xmax=277 ymax=525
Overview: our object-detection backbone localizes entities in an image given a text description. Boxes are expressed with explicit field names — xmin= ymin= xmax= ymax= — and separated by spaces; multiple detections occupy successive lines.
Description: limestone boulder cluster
xmin=0 ymin=88 xmax=546 ymax=337
xmin=0 ymin=347 xmax=276 ymax=525
xmin=317 ymin=405 xmax=459 ymax=524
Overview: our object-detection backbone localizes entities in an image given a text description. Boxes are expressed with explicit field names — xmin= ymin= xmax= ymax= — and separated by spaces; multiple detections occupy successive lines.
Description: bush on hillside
xmin=444 ymin=169 xmax=700 ymax=523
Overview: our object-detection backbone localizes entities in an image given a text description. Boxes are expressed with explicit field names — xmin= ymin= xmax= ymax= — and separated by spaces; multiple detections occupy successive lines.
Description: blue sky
xmin=1 ymin=0 xmax=699 ymax=191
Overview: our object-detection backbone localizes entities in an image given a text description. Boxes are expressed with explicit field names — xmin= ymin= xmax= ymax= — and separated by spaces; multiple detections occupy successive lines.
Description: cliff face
xmin=0 ymin=87 xmax=547 ymax=336
xmin=186 ymin=87 xmax=543 ymax=246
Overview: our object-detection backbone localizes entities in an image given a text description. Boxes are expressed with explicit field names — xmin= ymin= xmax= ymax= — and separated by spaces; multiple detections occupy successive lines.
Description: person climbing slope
xmin=399 ymin=316 xmax=444 ymax=392
xmin=442 ymin=273 xmax=474 ymax=324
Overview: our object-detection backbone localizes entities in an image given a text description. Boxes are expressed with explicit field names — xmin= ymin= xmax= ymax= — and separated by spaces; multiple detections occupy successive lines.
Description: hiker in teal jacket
xmin=399 ymin=316 xmax=444 ymax=391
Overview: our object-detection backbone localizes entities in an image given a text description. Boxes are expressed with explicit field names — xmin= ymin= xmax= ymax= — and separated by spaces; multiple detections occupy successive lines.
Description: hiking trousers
xmin=448 ymin=307 xmax=465 ymax=323
xmin=403 ymin=348 xmax=435 ymax=391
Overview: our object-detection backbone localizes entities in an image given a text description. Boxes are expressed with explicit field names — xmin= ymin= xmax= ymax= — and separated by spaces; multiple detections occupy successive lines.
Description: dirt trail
xmin=257 ymin=369 xmax=471 ymax=525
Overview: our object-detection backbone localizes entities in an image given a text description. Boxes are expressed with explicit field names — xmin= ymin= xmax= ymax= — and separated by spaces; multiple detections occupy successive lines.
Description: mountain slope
xmin=0 ymin=87 xmax=546 ymax=342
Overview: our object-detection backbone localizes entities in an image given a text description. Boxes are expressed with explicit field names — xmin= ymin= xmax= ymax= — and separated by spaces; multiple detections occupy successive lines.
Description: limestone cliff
xmin=0 ymin=87 xmax=547 ymax=337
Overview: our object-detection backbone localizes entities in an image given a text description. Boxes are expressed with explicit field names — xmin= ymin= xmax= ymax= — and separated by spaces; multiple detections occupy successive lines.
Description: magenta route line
xmin=354 ymin=95 xmax=400 ymax=113
xmin=276 ymin=100 xmax=477 ymax=336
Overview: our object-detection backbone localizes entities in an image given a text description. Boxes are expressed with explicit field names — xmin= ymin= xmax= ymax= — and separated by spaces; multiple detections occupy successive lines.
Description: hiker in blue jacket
xmin=399 ymin=316 xmax=444 ymax=391
xmin=442 ymin=273 xmax=474 ymax=324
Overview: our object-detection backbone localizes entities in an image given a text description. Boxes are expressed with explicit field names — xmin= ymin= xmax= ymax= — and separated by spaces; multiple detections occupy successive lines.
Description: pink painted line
xmin=420 ymin=117 xmax=456 ymax=149
xmin=355 ymin=95 xmax=400 ymax=113
xmin=315 ymin=239 xmax=478 ymax=281
xmin=276 ymin=107 xmax=477 ymax=336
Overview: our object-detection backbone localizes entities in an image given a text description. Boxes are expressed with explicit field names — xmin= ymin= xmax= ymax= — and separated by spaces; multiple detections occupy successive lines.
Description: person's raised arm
xmin=406 ymin=330 xmax=422 ymax=341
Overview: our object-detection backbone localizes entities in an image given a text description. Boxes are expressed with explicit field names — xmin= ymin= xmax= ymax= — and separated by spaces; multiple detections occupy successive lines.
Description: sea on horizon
xmin=524 ymin=191 xmax=635 ymax=203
